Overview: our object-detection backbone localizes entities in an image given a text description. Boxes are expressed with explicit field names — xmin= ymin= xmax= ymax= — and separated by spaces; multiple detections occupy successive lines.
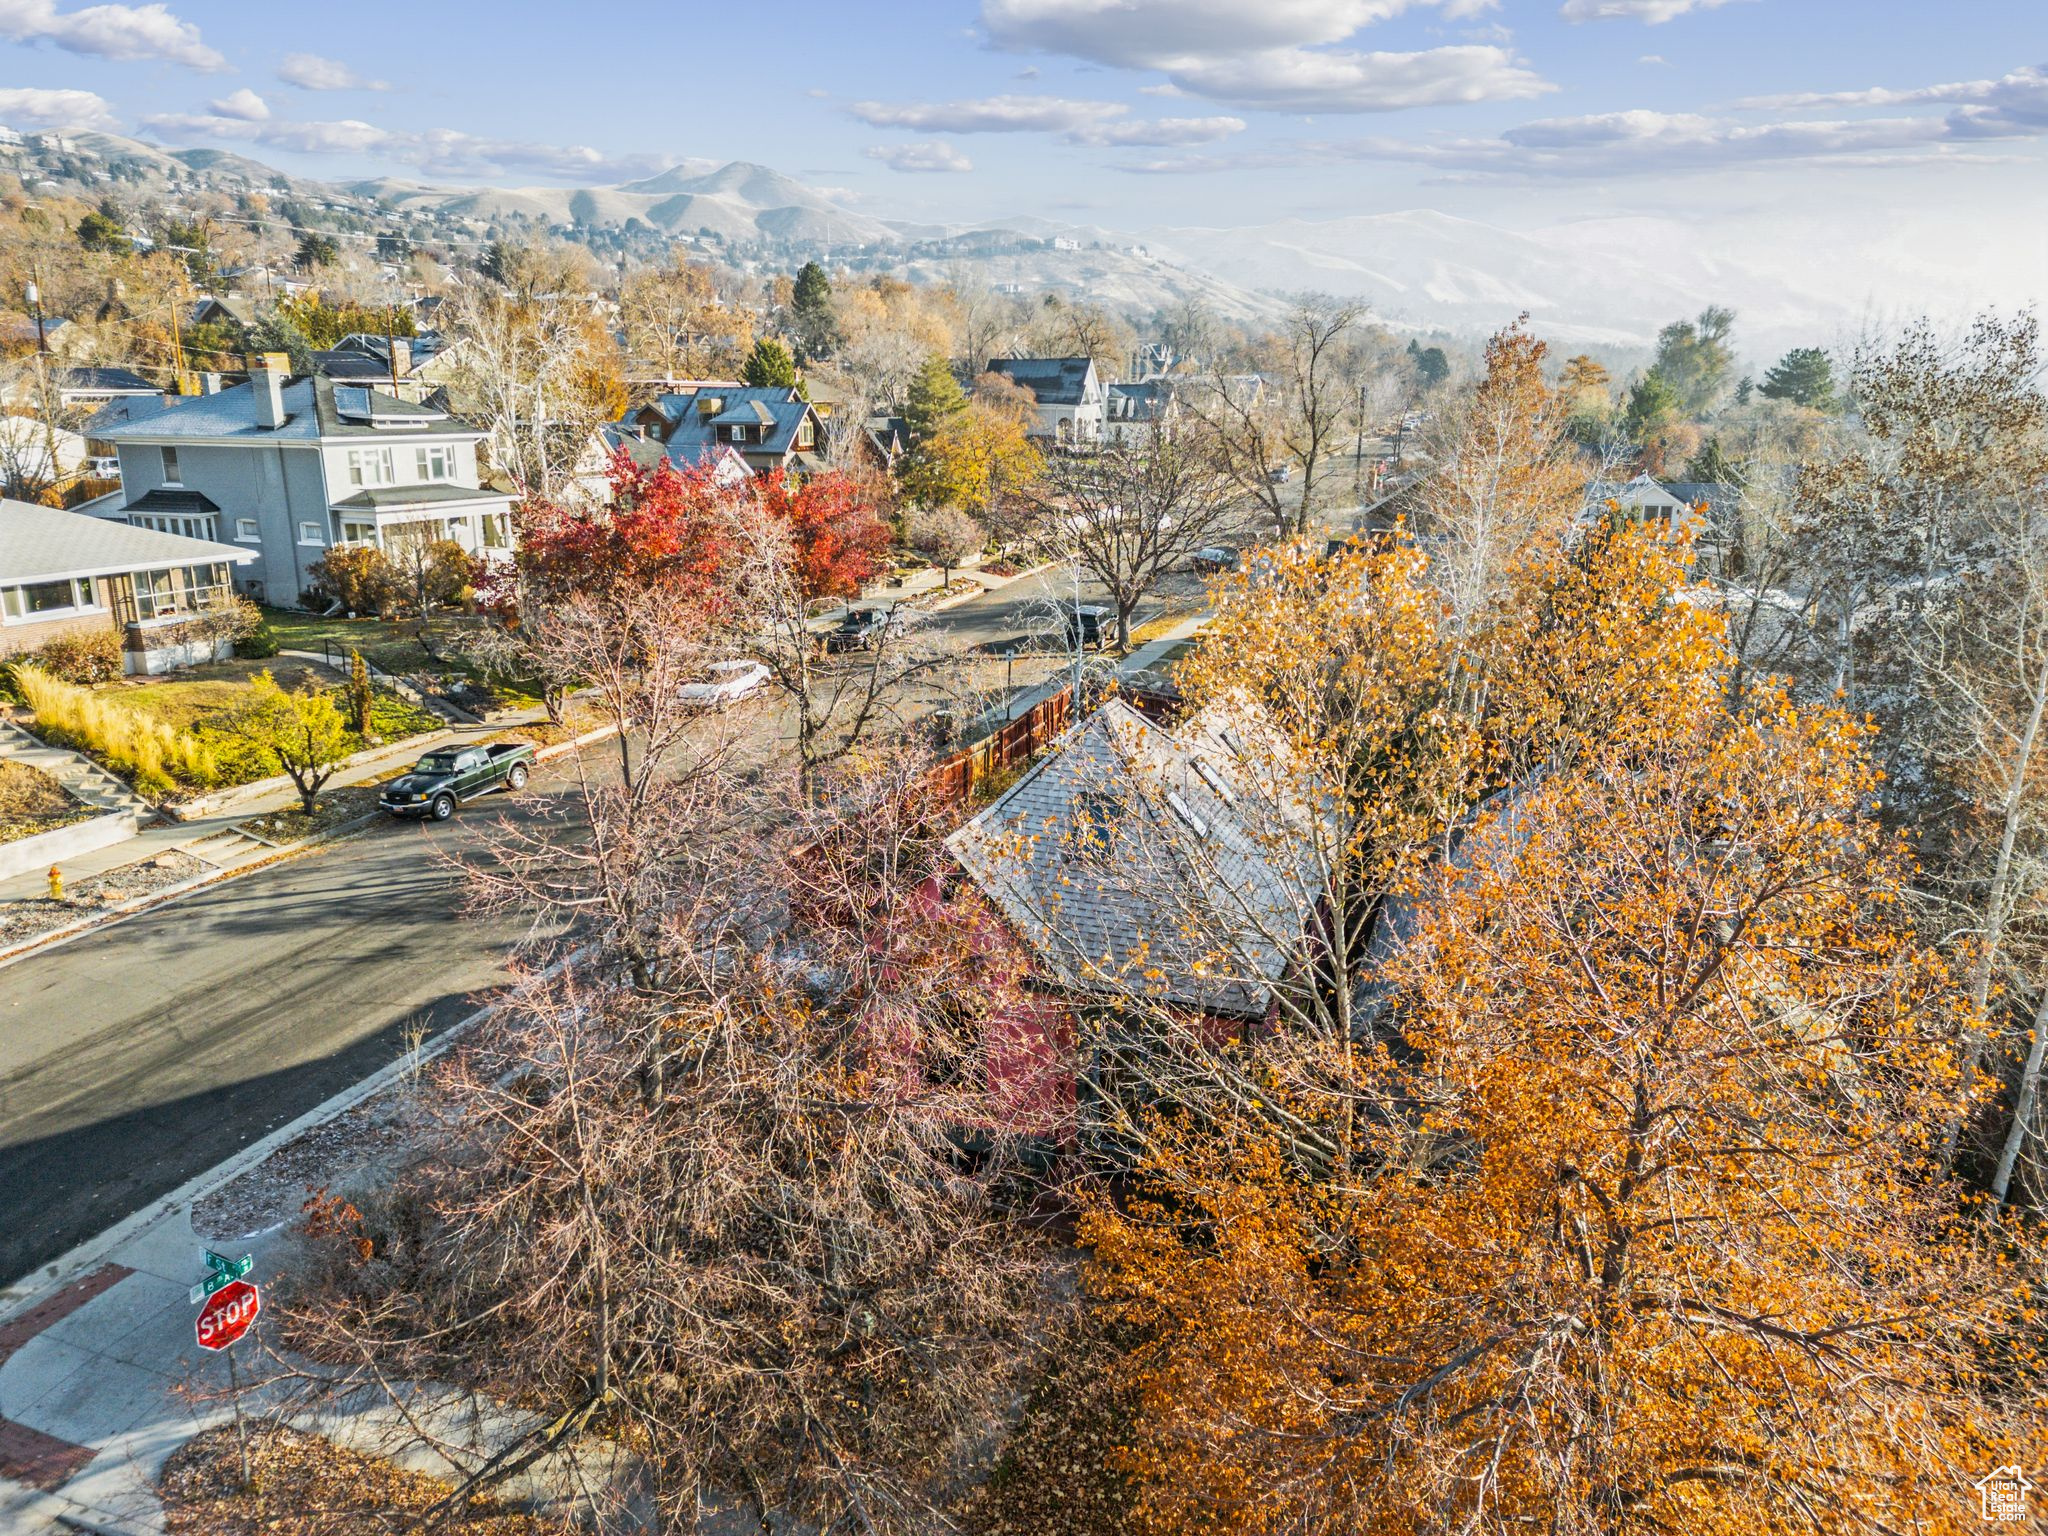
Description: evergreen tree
xmin=1683 ymin=434 xmax=1743 ymax=485
xmin=1651 ymin=304 xmax=1736 ymax=414
xmin=1757 ymin=346 xmax=1838 ymax=410
xmin=791 ymin=261 xmax=839 ymax=361
xmin=903 ymin=354 xmax=968 ymax=441
xmin=743 ymin=336 xmax=799 ymax=389
xmin=1623 ymin=368 xmax=1681 ymax=441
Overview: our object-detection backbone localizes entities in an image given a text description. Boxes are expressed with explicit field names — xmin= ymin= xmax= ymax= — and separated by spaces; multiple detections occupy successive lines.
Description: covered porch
xmin=330 ymin=485 xmax=516 ymax=559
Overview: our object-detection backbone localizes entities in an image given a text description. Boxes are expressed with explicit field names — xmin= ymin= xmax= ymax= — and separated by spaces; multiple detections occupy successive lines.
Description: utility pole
xmin=24 ymin=274 xmax=63 ymax=501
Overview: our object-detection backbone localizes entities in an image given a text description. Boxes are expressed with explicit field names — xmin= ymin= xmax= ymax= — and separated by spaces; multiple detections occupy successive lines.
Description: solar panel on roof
xmin=333 ymin=385 xmax=372 ymax=421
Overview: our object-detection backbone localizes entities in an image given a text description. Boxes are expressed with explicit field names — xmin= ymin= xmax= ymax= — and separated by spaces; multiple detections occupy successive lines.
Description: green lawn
xmin=103 ymin=657 xmax=443 ymax=791
xmin=258 ymin=608 xmax=544 ymax=708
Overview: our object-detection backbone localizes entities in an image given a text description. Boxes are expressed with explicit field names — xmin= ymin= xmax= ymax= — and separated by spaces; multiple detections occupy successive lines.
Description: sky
xmin=0 ymin=0 xmax=2043 ymax=286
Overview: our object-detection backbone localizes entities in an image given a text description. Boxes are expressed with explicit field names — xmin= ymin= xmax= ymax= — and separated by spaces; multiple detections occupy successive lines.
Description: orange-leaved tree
xmin=1086 ymin=519 xmax=2044 ymax=1535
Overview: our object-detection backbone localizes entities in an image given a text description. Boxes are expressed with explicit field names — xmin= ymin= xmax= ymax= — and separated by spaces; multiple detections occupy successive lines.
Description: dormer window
xmin=797 ymin=418 xmax=815 ymax=449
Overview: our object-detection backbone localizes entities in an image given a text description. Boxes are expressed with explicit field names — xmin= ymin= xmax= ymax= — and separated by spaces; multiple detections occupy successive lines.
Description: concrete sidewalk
xmin=0 ymin=712 xmax=540 ymax=905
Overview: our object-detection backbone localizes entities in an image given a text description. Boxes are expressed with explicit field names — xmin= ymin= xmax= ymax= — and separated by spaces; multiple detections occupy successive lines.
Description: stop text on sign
xmin=195 ymin=1279 xmax=260 ymax=1351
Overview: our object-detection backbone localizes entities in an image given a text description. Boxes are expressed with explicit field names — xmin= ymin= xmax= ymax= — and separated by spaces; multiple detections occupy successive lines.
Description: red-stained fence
xmin=923 ymin=685 xmax=1073 ymax=807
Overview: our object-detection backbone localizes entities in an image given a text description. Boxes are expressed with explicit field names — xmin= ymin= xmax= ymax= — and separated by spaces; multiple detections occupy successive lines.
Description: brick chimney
xmin=245 ymin=351 xmax=288 ymax=429
xmin=388 ymin=337 xmax=412 ymax=379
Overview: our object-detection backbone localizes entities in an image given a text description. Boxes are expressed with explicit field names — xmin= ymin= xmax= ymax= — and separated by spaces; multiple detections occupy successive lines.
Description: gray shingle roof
xmin=0 ymin=499 xmax=253 ymax=584
xmin=92 ymin=374 xmax=478 ymax=444
xmin=946 ymin=699 xmax=1318 ymax=1019
xmin=986 ymin=356 xmax=1099 ymax=407
xmin=57 ymin=366 xmax=157 ymax=395
xmin=124 ymin=488 xmax=220 ymax=516
xmin=624 ymin=385 xmax=818 ymax=468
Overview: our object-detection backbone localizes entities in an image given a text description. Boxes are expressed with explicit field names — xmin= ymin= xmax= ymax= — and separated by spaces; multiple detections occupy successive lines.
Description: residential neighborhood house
xmin=85 ymin=354 xmax=514 ymax=607
xmin=0 ymin=497 xmax=254 ymax=672
xmin=984 ymin=356 xmax=1106 ymax=448
xmin=615 ymin=383 xmax=830 ymax=478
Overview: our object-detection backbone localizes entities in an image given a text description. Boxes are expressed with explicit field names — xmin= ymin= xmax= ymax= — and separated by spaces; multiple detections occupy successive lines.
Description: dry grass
xmin=0 ymin=758 xmax=92 ymax=843
xmin=160 ymin=1425 xmax=568 ymax=1536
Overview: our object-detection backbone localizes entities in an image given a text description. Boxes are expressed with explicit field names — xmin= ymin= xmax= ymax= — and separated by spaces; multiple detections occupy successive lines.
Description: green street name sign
xmin=187 ymin=1249 xmax=254 ymax=1306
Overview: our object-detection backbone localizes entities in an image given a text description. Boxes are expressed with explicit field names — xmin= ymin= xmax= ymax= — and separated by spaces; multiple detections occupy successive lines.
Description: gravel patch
xmin=193 ymin=1072 xmax=438 ymax=1245
xmin=0 ymin=849 xmax=209 ymax=946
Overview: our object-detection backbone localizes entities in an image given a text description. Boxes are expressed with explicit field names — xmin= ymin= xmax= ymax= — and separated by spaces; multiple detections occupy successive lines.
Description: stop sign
xmin=195 ymin=1279 xmax=260 ymax=1351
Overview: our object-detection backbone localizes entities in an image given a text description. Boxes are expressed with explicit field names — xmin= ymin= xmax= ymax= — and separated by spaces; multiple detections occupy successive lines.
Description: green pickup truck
xmin=379 ymin=741 xmax=535 ymax=821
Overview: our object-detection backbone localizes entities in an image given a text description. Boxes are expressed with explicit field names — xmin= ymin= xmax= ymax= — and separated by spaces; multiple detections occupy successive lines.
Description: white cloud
xmin=1122 ymin=86 xmax=2048 ymax=179
xmin=143 ymin=106 xmax=665 ymax=181
xmin=1170 ymin=44 xmax=1549 ymax=112
xmin=980 ymin=1 xmax=1548 ymax=112
xmin=1072 ymin=114 xmax=1245 ymax=146
xmin=0 ymin=0 xmax=222 ymax=69
xmin=0 ymin=84 xmax=116 ymax=130
xmin=850 ymin=92 xmax=1247 ymax=147
xmin=864 ymin=140 xmax=975 ymax=173
xmin=851 ymin=93 xmax=1127 ymax=134
xmin=1138 ymin=81 xmax=1186 ymax=97
xmin=276 ymin=51 xmax=388 ymax=91
xmin=1638 ymin=53 xmax=1669 ymax=65
xmin=1739 ymin=64 xmax=2048 ymax=134
xmin=1559 ymin=0 xmax=1738 ymax=21
xmin=205 ymin=87 xmax=268 ymax=121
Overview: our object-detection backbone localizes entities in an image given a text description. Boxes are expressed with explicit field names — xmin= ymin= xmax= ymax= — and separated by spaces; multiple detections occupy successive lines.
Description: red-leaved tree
xmin=754 ymin=467 xmax=892 ymax=605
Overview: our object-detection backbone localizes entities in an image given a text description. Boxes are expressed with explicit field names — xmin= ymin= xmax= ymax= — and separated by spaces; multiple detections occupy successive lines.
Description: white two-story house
xmin=87 ymin=354 xmax=515 ymax=608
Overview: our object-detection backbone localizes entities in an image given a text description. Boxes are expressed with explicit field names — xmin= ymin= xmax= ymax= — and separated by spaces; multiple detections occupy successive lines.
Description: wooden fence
xmin=924 ymin=685 xmax=1073 ymax=806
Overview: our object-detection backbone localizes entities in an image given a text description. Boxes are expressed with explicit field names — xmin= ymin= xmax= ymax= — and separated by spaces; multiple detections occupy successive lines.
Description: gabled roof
xmin=92 ymin=374 xmax=478 ymax=444
xmin=986 ymin=355 xmax=1100 ymax=408
xmin=619 ymin=384 xmax=818 ymax=469
xmin=946 ymin=699 xmax=1318 ymax=1019
xmin=1108 ymin=379 xmax=1173 ymax=421
xmin=0 ymin=498 xmax=253 ymax=584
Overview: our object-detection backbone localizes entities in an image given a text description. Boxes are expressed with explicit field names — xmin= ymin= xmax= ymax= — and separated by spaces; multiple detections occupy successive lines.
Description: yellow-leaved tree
xmin=1085 ymin=519 xmax=2045 ymax=1535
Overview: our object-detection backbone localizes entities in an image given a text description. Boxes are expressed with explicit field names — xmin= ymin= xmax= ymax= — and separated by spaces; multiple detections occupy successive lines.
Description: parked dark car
xmin=1063 ymin=603 xmax=1114 ymax=650
xmin=822 ymin=608 xmax=889 ymax=652
xmin=380 ymin=741 xmax=535 ymax=821
xmin=1191 ymin=546 xmax=1240 ymax=574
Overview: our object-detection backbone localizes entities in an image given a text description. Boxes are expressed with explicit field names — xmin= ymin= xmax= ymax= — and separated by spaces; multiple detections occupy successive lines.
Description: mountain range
xmin=18 ymin=131 xmax=1999 ymax=360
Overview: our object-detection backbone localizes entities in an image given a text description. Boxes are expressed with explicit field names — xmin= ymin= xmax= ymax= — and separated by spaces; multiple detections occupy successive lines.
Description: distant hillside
xmin=4 ymin=130 xmax=1925 ymax=352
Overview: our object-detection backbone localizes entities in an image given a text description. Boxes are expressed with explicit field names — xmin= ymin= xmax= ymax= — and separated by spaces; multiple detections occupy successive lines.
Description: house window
xmin=2 ymin=577 xmax=96 ymax=621
xmin=796 ymin=419 xmax=815 ymax=449
xmin=298 ymin=521 xmax=326 ymax=546
xmin=726 ymin=424 xmax=747 ymax=443
xmin=160 ymin=445 xmax=181 ymax=484
xmin=347 ymin=447 xmax=396 ymax=486
xmin=235 ymin=517 xmax=259 ymax=542
xmin=481 ymin=513 xmax=510 ymax=549
xmin=415 ymin=444 xmax=452 ymax=480
xmin=341 ymin=519 xmax=378 ymax=546
xmin=1164 ymin=790 xmax=1208 ymax=838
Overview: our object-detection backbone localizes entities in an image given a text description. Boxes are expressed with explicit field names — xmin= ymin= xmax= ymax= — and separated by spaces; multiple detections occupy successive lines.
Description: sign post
xmin=193 ymin=1259 xmax=260 ymax=1485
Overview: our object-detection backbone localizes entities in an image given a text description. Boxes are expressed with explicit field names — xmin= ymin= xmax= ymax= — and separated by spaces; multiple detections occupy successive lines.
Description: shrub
xmin=311 ymin=545 xmax=401 ymax=617
xmin=237 ymin=621 xmax=279 ymax=659
xmin=12 ymin=664 xmax=218 ymax=795
xmin=36 ymin=627 xmax=124 ymax=685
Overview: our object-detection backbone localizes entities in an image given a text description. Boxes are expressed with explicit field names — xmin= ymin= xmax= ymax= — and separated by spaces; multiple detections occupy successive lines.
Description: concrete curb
xmin=0 ymin=947 xmax=583 ymax=1317
xmin=164 ymin=726 xmax=452 ymax=823
xmin=0 ymin=724 xmax=617 ymax=974
xmin=0 ymin=811 xmax=380 ymax=975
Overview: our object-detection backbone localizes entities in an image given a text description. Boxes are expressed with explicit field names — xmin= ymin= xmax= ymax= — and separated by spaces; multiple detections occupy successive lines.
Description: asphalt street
xmin=0 ymin=769 xmax=574 ymax=1286
xmin=0 ymin=572 xmax=1111 ymax=1287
